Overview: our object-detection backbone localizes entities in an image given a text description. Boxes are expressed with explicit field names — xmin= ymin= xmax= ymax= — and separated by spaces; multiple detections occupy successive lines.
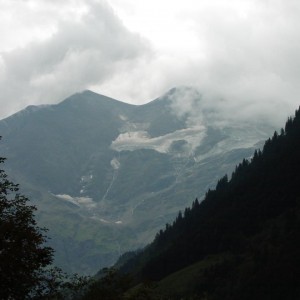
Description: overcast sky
xmin=1 ymin=0 xmax=300 ymax=125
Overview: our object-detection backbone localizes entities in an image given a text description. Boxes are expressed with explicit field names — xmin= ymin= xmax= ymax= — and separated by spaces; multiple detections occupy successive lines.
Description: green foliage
xmin=31 ymin=267 xmax=90 ymax=299
xmin=0 ymin=156 xmax=54 ymax=299
xmin=0 ymin=152 xmax=89 ymax=299
xmin=80 ymin=268 xmax=132 ymax=300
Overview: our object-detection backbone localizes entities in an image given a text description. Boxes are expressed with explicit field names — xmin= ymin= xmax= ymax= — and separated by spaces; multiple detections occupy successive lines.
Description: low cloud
xmin=187 ymin=0 xmax=300 ymax=126
xmin=0 ymin=0 xmax=150 ymax=118
xmin=101 ymin=0 xmax=300 ymax=127
xmin=1 ymin=0 xmax=300 ymax=127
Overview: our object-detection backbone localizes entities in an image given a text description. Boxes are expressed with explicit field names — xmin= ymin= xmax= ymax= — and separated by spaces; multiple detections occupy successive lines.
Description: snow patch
xmin=111 ymin=126 xmax=206 ymax=155
xmin=194 ymin=131 xmax=262 ymax=162
xmin=81 ymin=174 xmax=93 ymax=183
xmin=55 ymin=194 xmax=96 ymax=208
xmin=119 ymin=114 xmax=127 ymax=121
xmin=90 ymin=217 xmax=123 ymax=225
xmin=100 ymin=218 xmax=110 ymax=223
xmin=111 ymin=157 xmax=120 ymax=170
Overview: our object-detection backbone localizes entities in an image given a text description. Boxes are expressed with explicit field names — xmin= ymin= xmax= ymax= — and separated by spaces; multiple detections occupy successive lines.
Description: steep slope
xmin=0 ymin=91 xmax=133 ymax=194
xmin=116 ymin=108 xmax=300 ymax=300
xmin=0 ymin=87 xmax=275 ymax=274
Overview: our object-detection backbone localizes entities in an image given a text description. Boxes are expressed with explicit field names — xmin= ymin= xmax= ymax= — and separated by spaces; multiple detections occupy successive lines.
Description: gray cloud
xmin=0 ymin=0 xmax=150 ymax=118
xmin=1 ymin=0 xmax=300 ymax=128
xmin=168 ymin=0 xmax=300 ymax=126
xmin=100 ymin=0 xmax=300 ymax=128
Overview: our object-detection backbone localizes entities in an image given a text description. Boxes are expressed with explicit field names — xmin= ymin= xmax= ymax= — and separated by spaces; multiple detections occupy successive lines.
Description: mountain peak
xmin=0 ymin=86 xmax=278 ymax=275
xmin=58 ymin=90 xmax=134 ymax=111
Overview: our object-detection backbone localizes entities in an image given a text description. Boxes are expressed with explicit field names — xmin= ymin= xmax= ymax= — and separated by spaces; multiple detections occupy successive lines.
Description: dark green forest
xmin=82 ymin=108 xmax=300 ymax=299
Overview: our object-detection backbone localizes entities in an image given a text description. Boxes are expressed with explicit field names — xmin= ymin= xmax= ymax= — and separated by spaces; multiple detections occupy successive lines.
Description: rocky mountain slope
xmin=0 ymin=87 xmax=275 ymax=274
xmin=109 ymin=107 xmax=300 ymax=300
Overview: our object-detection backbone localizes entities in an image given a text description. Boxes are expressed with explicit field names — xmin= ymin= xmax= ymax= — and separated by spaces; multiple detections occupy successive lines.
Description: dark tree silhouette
xmin=116 ymin=107 xmax=300 ymax=300
xmin=0 ymin=155 xmax=54 ymax=299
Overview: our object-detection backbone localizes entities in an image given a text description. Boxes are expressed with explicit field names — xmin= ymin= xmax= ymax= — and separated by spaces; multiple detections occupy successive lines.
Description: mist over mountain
xmin=0 ymin=87 xmax=276 ymax=274
xmin=109 ymin=106 xmax=300 ymax=300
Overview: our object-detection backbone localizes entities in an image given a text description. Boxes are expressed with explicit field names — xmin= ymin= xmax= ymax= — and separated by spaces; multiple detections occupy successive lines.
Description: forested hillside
xmin=84 ymin=107 xmax=300 ymax=299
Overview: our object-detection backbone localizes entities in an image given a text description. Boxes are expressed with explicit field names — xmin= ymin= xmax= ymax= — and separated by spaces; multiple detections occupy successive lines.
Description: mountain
xmin=106 ymin=108 xmax=300 ymax=300
xmin=0 ymin=87 xmax=275 ymax=274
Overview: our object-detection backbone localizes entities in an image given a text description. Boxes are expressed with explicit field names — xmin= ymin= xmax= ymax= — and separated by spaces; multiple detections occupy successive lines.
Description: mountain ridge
xmin=0 ymin=87 xmax=276 ymax=274
xmin=109 ymin=107 xmax=300 ymax=299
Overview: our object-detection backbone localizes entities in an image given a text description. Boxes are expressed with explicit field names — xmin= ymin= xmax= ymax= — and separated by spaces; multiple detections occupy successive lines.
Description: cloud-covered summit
xmin=0 ymin=0 xmax=150 ymax=118
xmin=1 ymin=0 xmax=300 ymax=126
